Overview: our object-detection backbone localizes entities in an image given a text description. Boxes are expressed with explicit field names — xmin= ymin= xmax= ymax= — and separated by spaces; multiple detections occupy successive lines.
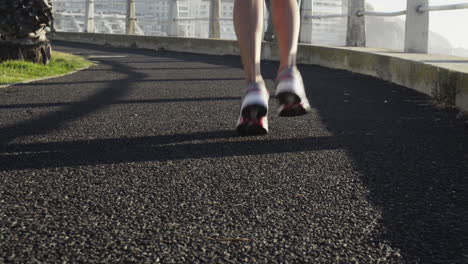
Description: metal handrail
xmin=308 ymin=2 xmax=468 ymax=20
xmin=418 ymin=3 xmax=468 ymax=12
xmin=303 ymin=14 xmax=347 ymax=19
xmin=55 ymin=12 xmax=264 ymax=22
xmin=53 ymin=2 xmax=468 ymax=21
xmin=358 ymin=10 xmax=407 ymax=17
xmin=174 ymin=18 xmax=233 ymax=22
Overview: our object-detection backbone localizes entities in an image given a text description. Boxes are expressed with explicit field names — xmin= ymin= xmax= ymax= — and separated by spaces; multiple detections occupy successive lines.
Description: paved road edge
xmin=0 ymin=64 xmax=93 ymax=89
xmin=51 ymin=32 xmax=468 ymax=113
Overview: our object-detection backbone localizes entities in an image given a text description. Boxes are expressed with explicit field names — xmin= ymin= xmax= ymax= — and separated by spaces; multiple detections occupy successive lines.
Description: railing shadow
xmin=0 ymin=97 xmax=240 ymax=110
xmin=0 ymin=40 xmax=245 ymax=145
xmin=83 ymin=67 xmax=236 ymax=72
xmin=0 ymin=55 xmax=148 ymax=145
xmin=22 ymin=77 xmax=245 ymax=87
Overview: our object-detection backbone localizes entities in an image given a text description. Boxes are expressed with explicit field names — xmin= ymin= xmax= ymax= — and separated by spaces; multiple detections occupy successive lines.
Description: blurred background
xmin=53 ymin=0 xmax=468 ymax=57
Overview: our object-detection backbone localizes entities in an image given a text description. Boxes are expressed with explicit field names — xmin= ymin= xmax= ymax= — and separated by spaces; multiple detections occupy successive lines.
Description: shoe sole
xmin=236 ymin=104 xmax=268 ymax=136
xmin=277 ymin=92 xmax=310 ymax=117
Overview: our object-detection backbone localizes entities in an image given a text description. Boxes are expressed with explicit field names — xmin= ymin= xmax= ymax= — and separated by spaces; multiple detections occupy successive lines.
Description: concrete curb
xmin=51 ymin=32 xmax=468 ymax=112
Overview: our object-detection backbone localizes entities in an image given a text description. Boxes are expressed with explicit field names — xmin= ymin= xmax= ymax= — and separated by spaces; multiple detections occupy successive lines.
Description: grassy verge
xmin=0 ymin=51 xmax=93 ymax=85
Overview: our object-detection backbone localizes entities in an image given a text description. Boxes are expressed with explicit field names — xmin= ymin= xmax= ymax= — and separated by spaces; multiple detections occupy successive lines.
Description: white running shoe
xmin=275 ymin=67 xmax=311 ymax=117
xmin=236 ymin=82 xmax=270 ymax=136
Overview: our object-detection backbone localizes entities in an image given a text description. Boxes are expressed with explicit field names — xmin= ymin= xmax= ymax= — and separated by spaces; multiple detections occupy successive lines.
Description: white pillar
xmin=346 ymin=0 xmax=366 ymax=47
xmin=84 ymin=0 xmax=95 ymax=33
xmin=299 ymin=0 xmax=313 ymax=44
xmin=168 ymin=0 xmax=179 ymax=36
xmin=404 ymin=0 xmax=429 ymax=53
xmin=209 ymin=0 xmax=221 ymax=38
xmin=126 ymin=0 xmax=136 ymax=35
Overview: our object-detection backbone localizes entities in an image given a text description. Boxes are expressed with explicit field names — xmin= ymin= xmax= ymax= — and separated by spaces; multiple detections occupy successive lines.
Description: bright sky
xmin=366 ymin=0 xmax=468 ymax=49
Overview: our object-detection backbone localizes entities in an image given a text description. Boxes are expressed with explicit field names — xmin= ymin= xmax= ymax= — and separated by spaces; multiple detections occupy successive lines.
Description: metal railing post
xmin=209 ymin=0 xmax=221 ymax=39
xmin=168 ymin=0 xmax=179 ymax=36
xmin=404 ymin=0 xmax=429 ymax=53
xmin=346 ymin=0 xmax=366 ymax=47
xmin=71 ymin=16 xmax=82 ymax=32
xmin=299 ymin=0 xmax=313 ymax=44
xmin=126 ymin=0 xmax=136 ymax=35
xmin=84 ymin=0 xmax=95 ymax=33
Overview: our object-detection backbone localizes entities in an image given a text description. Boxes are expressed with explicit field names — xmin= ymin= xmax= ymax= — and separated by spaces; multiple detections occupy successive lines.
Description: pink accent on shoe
xmin=238 ymin=116 xmax=265 ymax=126
xmin=245 ymin=81 xmax=267 ymax=93
xmin=282 ymin=102 xmax=304 ymax=110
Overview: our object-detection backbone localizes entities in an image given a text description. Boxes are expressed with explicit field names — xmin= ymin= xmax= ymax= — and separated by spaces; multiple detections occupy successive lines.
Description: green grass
xmin=0 ymin=51 xmax=93 ymax=85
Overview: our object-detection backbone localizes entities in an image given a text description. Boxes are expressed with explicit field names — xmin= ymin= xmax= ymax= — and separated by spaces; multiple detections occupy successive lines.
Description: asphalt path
xmin=0 ymin=41 xmax=467 ymax=263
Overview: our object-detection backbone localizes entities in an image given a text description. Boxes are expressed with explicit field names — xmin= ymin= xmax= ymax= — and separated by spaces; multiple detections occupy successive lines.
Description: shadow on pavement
xmin=22 ymin=77 xmax=245 ymax=87
xmin=0 ymin=131 xmax=345 ymax=171
xmin=83 ymin=67 xmax=236 ymax=72
xmin=1 ymin=40 xmax=467 ymax=263
xmin=0 ymin=55 xmax=148 ymax=145
xmin=302 ymin=65 xmax=468 ymax=263
xmin=0 ymin=97 xmax=240 ymax=110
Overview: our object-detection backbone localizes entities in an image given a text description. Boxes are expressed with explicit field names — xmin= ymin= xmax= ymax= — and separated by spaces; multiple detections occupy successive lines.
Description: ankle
xmin=246 ymin=80 xmax=267 ymax=92
xmin=245 ymin=75 xmax=264 ymax=84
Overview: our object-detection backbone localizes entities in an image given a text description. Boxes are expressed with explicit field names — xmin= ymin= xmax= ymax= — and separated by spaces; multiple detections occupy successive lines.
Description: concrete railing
xmin=306 ymin=1 xmax=468 ymax=53
xmin=56 ymin=0 xmax=468 ymax=55
xmin=51 ymin=32 xmax=468 ymax=113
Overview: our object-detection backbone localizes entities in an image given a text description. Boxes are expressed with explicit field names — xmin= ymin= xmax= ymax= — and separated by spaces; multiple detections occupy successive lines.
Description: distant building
xmin=136 ymin=0 xmax=175 ymax=36
xmin=135 ymin=0 xmax=228 ymax=38
xmin=54 ymin=0 xmax=87 ymax=13
xmin=182 ymin=0 xmax=235 ymax=39
xmin=308 ymin=0 xmax=347 ymax=46
xmin=219 ymin=0 xmax=235 ymax=39
xmin=55 ymin=0 xmax=126 ymax=14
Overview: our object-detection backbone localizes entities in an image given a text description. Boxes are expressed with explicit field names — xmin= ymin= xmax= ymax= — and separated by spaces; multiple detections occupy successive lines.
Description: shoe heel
xmin=277 ymin=92 xmax=309 ymax=117
xmin=277 ymin=92 xmax=300 ymax=105
xmin=237 ymin=105 xmax=268 ymax=136
xmin=241 ymin=104 xmax=267 ymax=119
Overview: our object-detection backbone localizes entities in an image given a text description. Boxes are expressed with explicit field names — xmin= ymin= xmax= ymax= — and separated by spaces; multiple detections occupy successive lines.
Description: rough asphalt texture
xmin=0 ymin=41 xmax=467 ymax=263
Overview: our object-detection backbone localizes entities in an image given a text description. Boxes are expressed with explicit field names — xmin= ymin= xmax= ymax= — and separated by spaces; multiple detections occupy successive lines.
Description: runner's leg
xmin=271 ymin=0 xmax=300 ymax=73
xmin=271 ymin=0 xmax=311 ymax=116
xmin=233 ymin=0 xmax=264 ymax=84
xmin=233 ymin=0 xmax=269 ymax=135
